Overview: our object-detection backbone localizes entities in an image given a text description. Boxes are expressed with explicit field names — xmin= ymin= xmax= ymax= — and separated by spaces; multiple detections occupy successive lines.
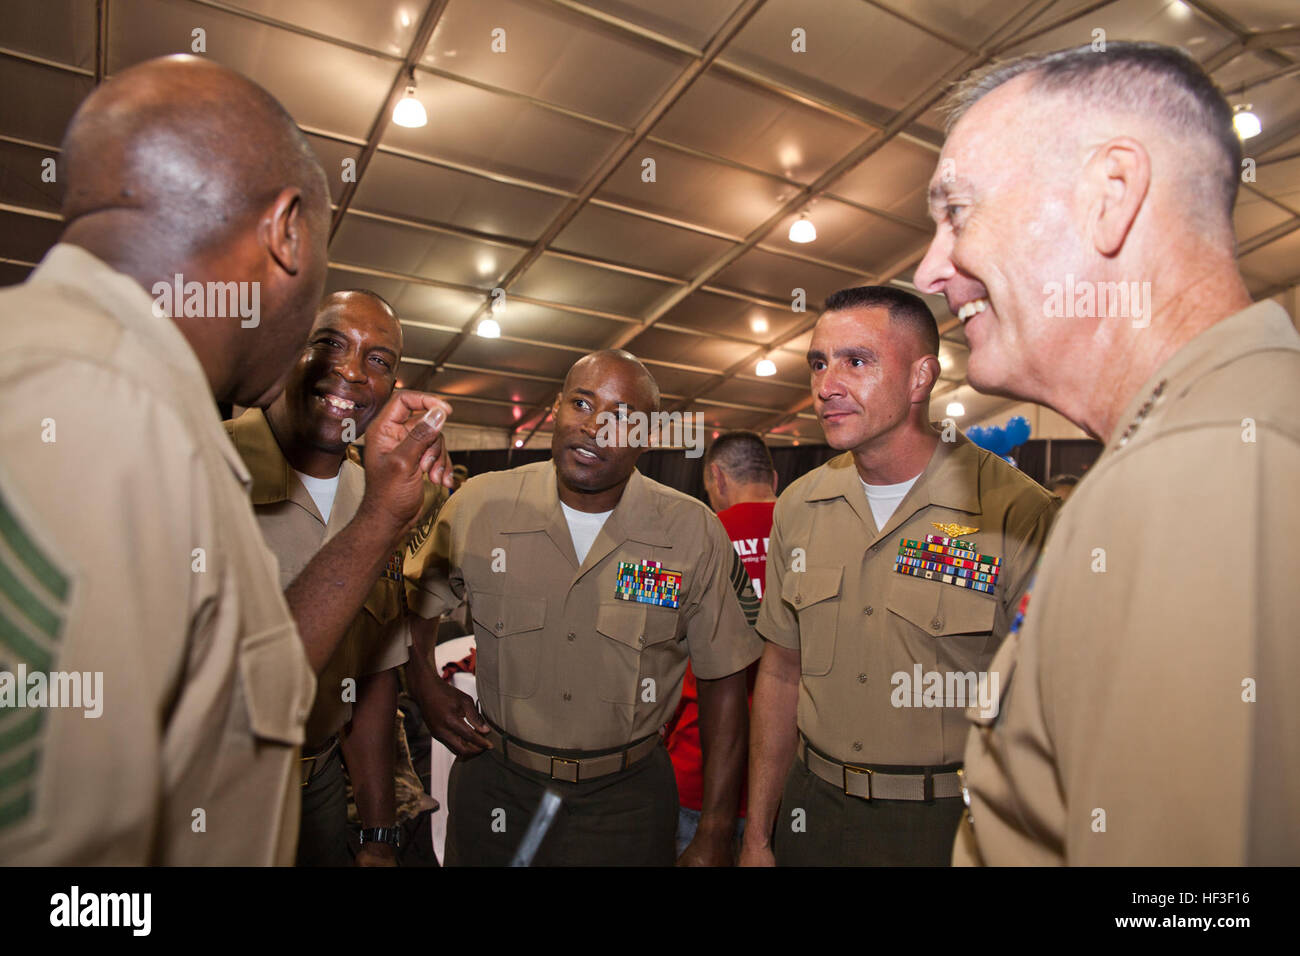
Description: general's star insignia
xmin=932 ymin=522 xmax=978 ymax=538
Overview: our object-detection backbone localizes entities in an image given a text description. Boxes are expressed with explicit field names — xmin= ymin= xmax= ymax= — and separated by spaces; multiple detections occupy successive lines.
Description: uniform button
xmin=637 ymin=635 xmax=645 ymax=647
xmin=864 ymin=605 xmax=873 ymax=616
xmin=794 ymin=594 xmax=802 ymax=605
xmin=857 ymin=673 xmax=868 ymax=683
xmin=562 ymin=691 xmax=572 ymax=701
xmin=495 ymin=620 xmax=504 ymax=632
xmin=931 ymin=617 xmax=943 ymax=631
xmin=852 ymin=741 xmax=863 ymax=752
xmin=566 ymin=631 xmax=576 ymax=642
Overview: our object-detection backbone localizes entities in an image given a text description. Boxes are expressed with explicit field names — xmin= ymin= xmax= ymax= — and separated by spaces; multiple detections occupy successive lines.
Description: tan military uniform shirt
xmin=757 ymin=431 xmax=1056 ymax=766
xmin=406 ymin=460 xmax=763 ymax=750
xmin=224 ymin=409 xmax=410 ymax=751
xmin=0 ymin=245 xmax=314 ymax=865
xmin=957 ymin=300 xmax=1300 ymax=866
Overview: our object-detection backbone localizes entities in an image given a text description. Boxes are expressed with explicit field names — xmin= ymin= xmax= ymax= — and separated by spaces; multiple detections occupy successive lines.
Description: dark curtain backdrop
xmin=450 ymin=437 xmax=1103 ymax=501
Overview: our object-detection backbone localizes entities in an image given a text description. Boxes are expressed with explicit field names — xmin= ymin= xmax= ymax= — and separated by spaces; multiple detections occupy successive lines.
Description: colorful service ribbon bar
xmin=894 ymin=536 xmax=1001 ymax=595
xmin=894 ymin=561 xmax=996 ymax=593
xmin=615 ymin=559 xmax=683 ymax=609
xmin=897 ymin=545 xmax=1001 ymax=576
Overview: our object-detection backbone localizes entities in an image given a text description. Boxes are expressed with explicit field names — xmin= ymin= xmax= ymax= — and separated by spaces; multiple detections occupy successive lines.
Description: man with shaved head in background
xmin=0 ymin=56 xmax=451 ymax=865
xmin=405 ymin=349 xmax=762 ymax=866
xmin=740 ymin=286 xmax=1055 ymax=867
xmin=914 ymin=42 xmax=1300 ymax=865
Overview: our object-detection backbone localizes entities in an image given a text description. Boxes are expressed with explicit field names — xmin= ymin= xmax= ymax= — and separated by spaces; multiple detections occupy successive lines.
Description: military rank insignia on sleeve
xmin=615 ymin=560 xmax=682 ymax=609
xmin=893 ymin=533 xmax=1000 ymax=594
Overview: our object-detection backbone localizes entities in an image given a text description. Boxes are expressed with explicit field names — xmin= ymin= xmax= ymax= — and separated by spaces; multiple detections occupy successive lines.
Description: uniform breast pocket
xmin=595 ymin=601 xmax=678 ymax=704
xmin=238 ymin=624 xmax=314 ymax=747
xmin=887 ymin=575 xmax=997 ymax=671
xmin=471 ymin=592 xmax=547 ymax=699
xmin=782 ymin=567 xmax=843 ymax=677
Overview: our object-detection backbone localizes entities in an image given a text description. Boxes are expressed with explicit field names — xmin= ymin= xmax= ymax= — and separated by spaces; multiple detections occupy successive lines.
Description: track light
xmin=393 ymin=71 xmax=427 ymax=128
xmin=755 ymin=358 xmax=777 ymax=377
xmin=946 ymin=401 xmax=965 ymax=417
xmin=1233 ymin=105 xmax=1261 ymax=140
xmin=788 ymin=214 xmax=816 ymax=244
xmin=477 ymin=318 xmax=501 ymax=338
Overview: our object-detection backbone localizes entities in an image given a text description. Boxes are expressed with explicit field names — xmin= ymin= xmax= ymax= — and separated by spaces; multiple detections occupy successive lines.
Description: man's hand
xmin=677 ymin=822 xmax=735 ymax=867
xmin=354 ymin=842 xmax=398 ymax=867
xmin=423 ymin=675 xmax=492 ymax=756
xmin=359 ymin=391 xmax=453 ymax=534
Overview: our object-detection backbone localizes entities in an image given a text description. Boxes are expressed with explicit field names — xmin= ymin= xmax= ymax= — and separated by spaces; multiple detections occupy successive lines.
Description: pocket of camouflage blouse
xmin=470 ymin=592 xmax=546 ymax=699
xmin=781 ymin=567 xmax=843 ymax=677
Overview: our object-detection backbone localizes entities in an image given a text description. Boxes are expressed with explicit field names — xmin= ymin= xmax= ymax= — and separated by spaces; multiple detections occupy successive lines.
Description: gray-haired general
xmin=915 ymin=41 xmax=1300 ymax=865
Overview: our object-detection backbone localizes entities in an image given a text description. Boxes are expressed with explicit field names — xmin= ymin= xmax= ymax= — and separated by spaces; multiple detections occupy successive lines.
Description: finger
xmin=452 ymin=710 xmax=492 ymax=748
xmin=387 ymin=389 xmax=453 ymax=420
xmin=444 ymin=725 xmax=488 ymax=755
xmin=424 ymin=445 xmax=453 ymax=488
xmin=394 ymin=405 xmax=451 ymax=470
xmin=370 ymin=390 xmax=450 ymax=435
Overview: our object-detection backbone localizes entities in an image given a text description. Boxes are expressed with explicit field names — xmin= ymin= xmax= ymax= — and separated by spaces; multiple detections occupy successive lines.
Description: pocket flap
xmin=888 ymin=575 xmax=995 ymax=636
xmin=239 ymin=624 xmax=314 ymax=746
xmin=596 ymin=601 xmax=647 ymax=651
xmin=781 ymin=566 xmax=843 ymax=609
xmin=472 ymin=592 xmax=547 ymax=637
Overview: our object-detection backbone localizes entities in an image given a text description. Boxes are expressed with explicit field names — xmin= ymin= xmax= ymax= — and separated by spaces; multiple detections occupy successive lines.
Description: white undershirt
xmin=295 ymin=469 xmax=341 ymax=524
xmin=560 ymin=501 xmax=614 ymax=564
xmin=861 ymin=474 xmax=921 ymax=530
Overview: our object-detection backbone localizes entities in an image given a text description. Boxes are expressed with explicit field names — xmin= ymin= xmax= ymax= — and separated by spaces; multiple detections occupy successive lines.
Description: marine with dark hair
xmin=915 ymin=41 xmax=1300 ymax=864
xmin=740 ymin=286 xmax=1056 ymax=867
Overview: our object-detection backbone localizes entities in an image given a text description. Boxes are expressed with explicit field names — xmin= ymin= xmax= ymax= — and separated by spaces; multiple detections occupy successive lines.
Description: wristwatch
xmin=358 ymin=826 xmax=401 ymax=848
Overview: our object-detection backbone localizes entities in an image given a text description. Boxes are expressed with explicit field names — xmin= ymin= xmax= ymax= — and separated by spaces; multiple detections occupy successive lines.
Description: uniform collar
xmin=31 ymin=243 xmax=254 ymax=488
xmin=801 ymin=428 xmax=983 ymax=540
xmin=224 ymin=406 xmax=355 ymax=528
xmin=1106 ymin=299 xmax=1300 ymax=452
xmin=514 ymin=461 xmax=672 ymax=572
xmin=803 ymin=428 xmax=982 ymax=512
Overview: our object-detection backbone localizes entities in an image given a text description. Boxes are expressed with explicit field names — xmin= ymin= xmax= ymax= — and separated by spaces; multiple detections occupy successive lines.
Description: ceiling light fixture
xmin=755 ymin=357 xmax=777 ymax=377
xmin=393 ymin=70 xmax=427 ymax=128
xmin=1233 ymin=104 xmax=1261 ymax=140
xmin=751 ymin=315 xmax=769 ymax=334
xmin=477 ymin=317 xmax=501 ymax=338
xmin=946 ymin=401 xmax=965 ymax=417
xmin=514 ymin=438 xmax=524 ymax=448
xmin=788 ymin=213 xmax=816 ymax=244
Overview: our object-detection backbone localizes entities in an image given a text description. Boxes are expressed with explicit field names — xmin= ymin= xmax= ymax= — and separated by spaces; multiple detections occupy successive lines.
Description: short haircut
xmin=704 ymin=430 xmax=776 ymax=485
xmin=943 ymin=42 xmax=1241 ymax=222
xmin=567 ymin=349 xmax=661 ymax=411
xmin=1048 ymin=473 xmax=1080 ymax=489
xmin=323 ymin=288 xmax=397 ymax=317
xmin=824 ymin=285 xmax=940 ymax=358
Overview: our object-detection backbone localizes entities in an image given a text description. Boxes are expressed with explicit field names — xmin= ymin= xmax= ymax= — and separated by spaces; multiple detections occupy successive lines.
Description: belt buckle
xmin=550 ymin=756 xmax=580 ymax=784
xmin=843 ymin=764 xmax=872 ymax=800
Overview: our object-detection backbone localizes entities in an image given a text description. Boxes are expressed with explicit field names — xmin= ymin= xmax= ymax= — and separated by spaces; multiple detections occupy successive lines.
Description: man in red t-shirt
xmin=666 ymin=431 xmax=776 ymax=858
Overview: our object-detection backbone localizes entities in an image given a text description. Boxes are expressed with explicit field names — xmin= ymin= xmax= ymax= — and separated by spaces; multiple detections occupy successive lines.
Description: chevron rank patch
xmin=0 ymin=486 xmax=71 ymax=832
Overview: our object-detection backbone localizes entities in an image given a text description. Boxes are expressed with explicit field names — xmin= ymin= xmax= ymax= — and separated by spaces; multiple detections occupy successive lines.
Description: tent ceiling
xmin=2 ymin=0 xmax=1298 ymax=444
